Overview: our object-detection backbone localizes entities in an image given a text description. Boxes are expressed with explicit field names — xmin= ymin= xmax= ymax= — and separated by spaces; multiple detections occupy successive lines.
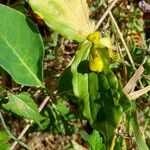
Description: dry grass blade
xmin=109 ymin=10 xmax=149 ymax=101
xmin=123 ymin=65 xmax=144 ymax=95
xmin=128 ymin=85 xmax=150 ymax=100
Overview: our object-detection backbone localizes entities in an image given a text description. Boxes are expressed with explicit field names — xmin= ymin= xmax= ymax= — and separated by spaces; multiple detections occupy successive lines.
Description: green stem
xmin=131 ymin=111 xmax=149 ymax=150
xmin=0 ymin=111 xmax=31 ymax=150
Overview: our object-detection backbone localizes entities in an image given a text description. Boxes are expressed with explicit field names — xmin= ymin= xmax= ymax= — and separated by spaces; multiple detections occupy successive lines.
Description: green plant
xmin=0 ymin=0 xmax=150 ymax=150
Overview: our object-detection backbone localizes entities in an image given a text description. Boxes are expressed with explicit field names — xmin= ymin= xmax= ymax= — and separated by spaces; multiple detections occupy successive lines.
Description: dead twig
xmin=95 ymin=0 xmax=118 ymax=30
xmin=109 ymin=12 xmax=136 ymax=69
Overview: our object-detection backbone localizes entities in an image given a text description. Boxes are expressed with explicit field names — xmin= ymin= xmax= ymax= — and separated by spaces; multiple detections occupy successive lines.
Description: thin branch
xmin=0 ymin=111 xmax=31 ymax=150
xmin=10 ymin=96 xmax=50 ymax=150
xmin=95 ymin=0 xmax=118 ymax=30
xmin=109 ymin=12 xmax=136 ymax=70
xmin=142 ymin=41 xmax=150 ymax=65
xmin=109 ymin=12 xmax=147 ymax=90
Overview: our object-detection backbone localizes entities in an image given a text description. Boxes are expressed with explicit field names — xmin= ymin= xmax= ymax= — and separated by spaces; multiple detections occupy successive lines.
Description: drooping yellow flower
xmin=87 ymin=32 xmax=103 ymax=72
xmin=87 ymin=32 xmax=115 ymax=72
xmin=89 ymin=48 xmax=104 ymax=72
xmin=87 ymin=31 xmax=100 ymax=45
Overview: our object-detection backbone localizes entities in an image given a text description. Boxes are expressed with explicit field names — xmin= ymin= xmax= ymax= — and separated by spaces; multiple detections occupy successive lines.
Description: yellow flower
xmin=87 ymin=31 xmax=100 ymax=45
xmin=89 ymin=48 xmax=104 ymax=72
xmin=87 ymin=32 xmax=115 ymax=72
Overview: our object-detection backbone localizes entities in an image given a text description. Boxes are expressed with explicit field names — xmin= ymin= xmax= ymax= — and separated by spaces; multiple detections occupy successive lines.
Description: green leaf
xmin=71 ymin=43 xmax=97 ymax=121
xmin=0 ymin=4 xmax=44 ymax=87
xmin=93 ymin=106 xmax=122 ymax=150
xmin=80 ymin=130 xmax=90 ymax=142
xmin=70 ymin=43 xmax=130 ymax=149
xmin=0 ymin=130 xmax=9 ymax=150
xmin=88 ymin=130 xmax=105 ymax=150
xmin=0 ymin=143 xmax=9 ymax=150
xmin=72 ymin=44 xmax=101 ymax=122
xmin=80 ymin=130 xmax=105 ymax=150
xmin=50 ymin=32 xmax=59 ymax=47
xmin=114 ymin=137 xmax=124 ymax=150
xmin=3 ymin=92 xmax=43 ymax=122
xmin=29 ymin=0 xmax=95 ymax=42
xmin=71 ymin=44 xmax=91 ymax=99
xmin=70 ymin=43 xmax=128 ymax=124
xmin=131 ymin=111 xmax=149 ymax=150
xmin=0 ymin=130 xmax=9 ymax=143
xmin=92 ymin=71 xmax=124 ymax=149
xmin=55 ymin=99 xmax=70 ymax=116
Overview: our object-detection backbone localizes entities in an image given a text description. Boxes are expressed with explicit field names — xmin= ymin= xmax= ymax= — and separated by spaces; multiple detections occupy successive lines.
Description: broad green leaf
xmin=131 ymin=111 xmax=149 ymax=150
xmin=29 ymin=0 xmax=95 ymax=42
xmin=3 ymin=92 xmax=42 ymax=122
xmin=0 ymin=4 xmax=44 ymax=87
xmin=71 ymin=43 xmax=91 ymax=99
xmin=91 ymin=71 xmax=129 ymax=149
xmin=71 ymin=43 xmax=98 ymax=121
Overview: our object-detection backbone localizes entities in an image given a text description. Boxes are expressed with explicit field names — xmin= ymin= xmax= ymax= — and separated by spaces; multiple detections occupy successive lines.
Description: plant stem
xmin=0 ymin=111 xmax=31 ymax=150
xmin=131 ymin=111 xmax=149 ymax=150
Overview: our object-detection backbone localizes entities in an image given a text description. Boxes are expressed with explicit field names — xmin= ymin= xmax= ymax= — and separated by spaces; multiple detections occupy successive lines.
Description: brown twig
xmin=109 ymin=12 xmax=136 ymax=69
xmin=95 ymin=0 xmax=118 ymax=30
